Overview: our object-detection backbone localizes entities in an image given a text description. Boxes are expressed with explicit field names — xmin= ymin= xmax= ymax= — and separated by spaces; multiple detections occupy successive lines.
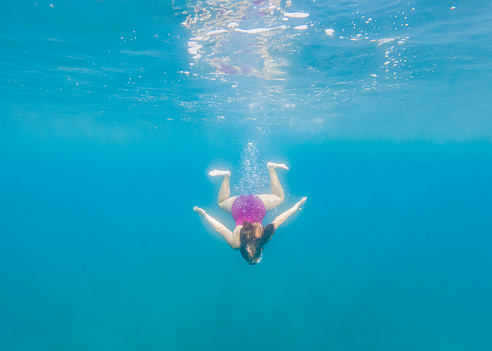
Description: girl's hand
xmin=296 ymin=197 xmax=307 ymax=210
xmin=193 ymin=206 xmax=206 ymax=217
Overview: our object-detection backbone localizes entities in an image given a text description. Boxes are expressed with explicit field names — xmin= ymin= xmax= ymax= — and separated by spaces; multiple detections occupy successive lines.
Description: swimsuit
xmin=231 ymin=195 xmax=266 ymax=226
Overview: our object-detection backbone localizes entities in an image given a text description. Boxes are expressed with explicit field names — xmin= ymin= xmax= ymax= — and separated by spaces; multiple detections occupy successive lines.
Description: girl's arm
xmin=272 ymin=197 xmax=307 ymax=230
xmin=194 ymin=206 xmax=239 ymax=249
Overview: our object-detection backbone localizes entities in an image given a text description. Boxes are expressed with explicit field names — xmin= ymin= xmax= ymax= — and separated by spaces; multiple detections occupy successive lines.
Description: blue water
xmin=1 ymin=1 xmax=492 ymax=350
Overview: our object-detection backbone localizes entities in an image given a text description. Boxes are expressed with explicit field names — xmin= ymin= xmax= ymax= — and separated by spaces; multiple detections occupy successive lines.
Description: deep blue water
xmin=1 ymin=1 xmax=492 ymax=350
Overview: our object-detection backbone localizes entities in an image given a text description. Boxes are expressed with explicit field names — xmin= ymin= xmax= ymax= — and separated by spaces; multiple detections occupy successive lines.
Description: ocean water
xmin=1 ymin=1 xmax=491 ymax=350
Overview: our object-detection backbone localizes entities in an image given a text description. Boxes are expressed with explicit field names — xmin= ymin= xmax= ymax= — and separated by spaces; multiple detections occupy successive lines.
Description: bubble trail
xmin=235 ymin=142 xmax=268 ymax=195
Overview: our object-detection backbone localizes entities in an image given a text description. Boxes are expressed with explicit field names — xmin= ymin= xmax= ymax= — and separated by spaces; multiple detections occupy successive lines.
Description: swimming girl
xmin=193 ymin=162 xmax=307 ymax=265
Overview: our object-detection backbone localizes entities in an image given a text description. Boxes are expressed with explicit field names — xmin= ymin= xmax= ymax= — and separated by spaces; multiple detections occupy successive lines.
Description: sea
xmin=1 ymin=1 xmax=491 ymax=350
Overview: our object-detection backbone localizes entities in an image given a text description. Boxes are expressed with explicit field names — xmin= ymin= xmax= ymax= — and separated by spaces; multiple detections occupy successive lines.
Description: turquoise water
xmin=1 ymin=1 xmax=492 ymax=350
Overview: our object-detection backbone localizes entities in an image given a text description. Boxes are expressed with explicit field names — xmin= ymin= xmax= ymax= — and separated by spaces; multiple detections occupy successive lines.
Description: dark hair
xmin=239 ymin=221 xmax=276 ymax=265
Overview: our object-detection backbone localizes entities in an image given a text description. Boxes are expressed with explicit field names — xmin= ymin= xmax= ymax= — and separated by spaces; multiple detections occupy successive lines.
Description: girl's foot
xmin=209 ymin=170 xmax=231 ymax=177
xmin=267 ymin=162 xmax=289 ymax=170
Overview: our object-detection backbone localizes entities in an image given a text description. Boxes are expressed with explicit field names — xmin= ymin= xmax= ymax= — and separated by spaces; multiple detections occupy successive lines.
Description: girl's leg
xmin=209 ymin=170 xmax=237 ymax=213
xmin=258 ymin=162 xmax=288 ymax=210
